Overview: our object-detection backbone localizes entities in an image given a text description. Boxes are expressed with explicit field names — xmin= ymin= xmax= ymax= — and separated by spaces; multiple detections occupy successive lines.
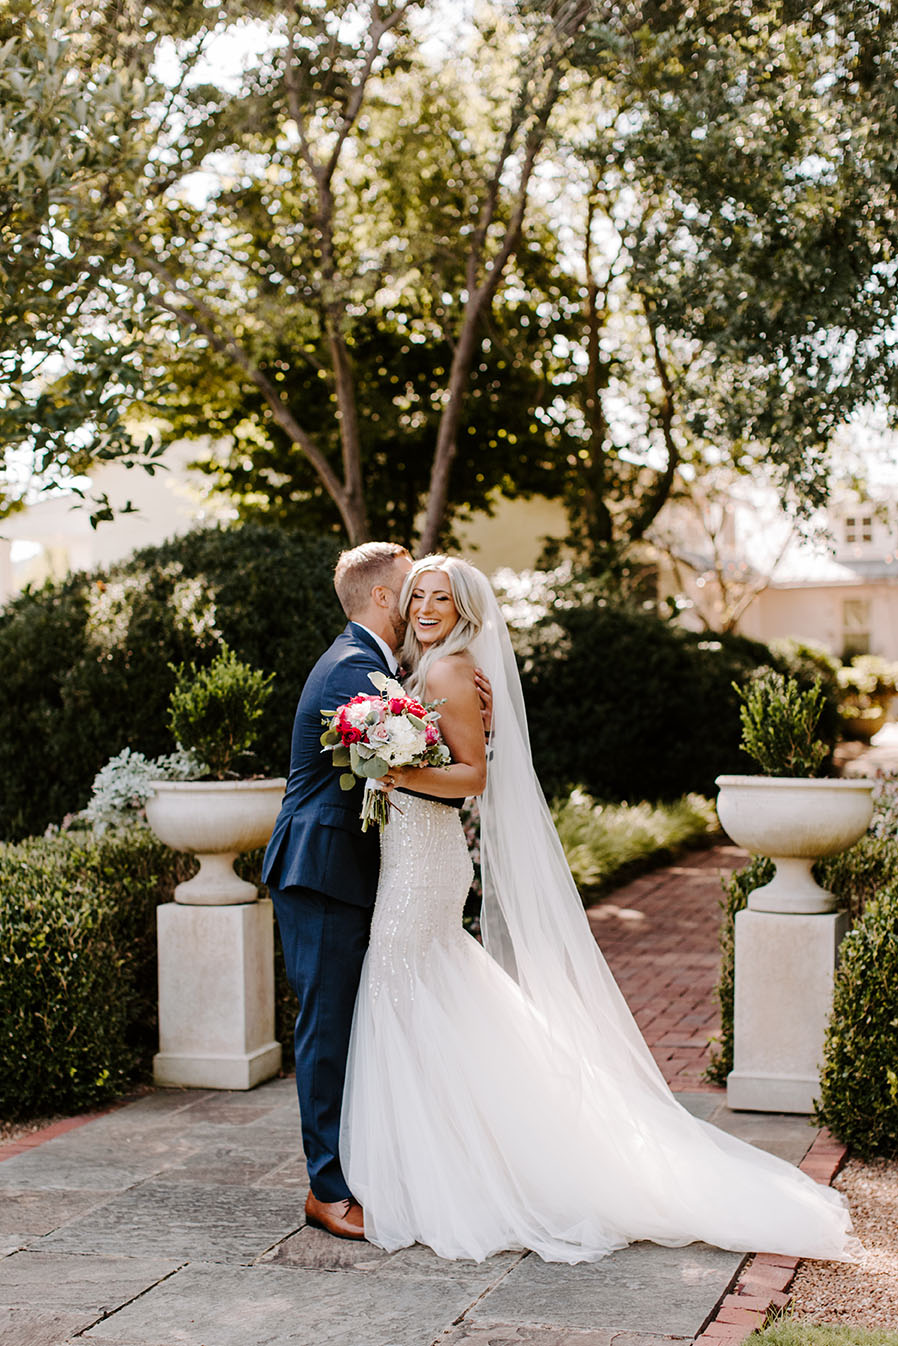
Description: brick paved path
xmin=586 ymin=842 xmax=748 ymax=1092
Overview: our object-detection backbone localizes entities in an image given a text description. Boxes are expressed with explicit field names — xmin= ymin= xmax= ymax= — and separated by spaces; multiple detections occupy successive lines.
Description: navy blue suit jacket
xmin=262 ymin=623 xmax=389 ymax=907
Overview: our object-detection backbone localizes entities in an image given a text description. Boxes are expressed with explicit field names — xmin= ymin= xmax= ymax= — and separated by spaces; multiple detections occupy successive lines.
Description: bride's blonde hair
xmin=399 ymin=556 xmax=486 ymax=698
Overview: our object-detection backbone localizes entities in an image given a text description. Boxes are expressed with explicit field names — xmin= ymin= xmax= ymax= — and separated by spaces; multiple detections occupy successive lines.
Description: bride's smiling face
xmin=408 ymin=570 xmax=459 ymax=647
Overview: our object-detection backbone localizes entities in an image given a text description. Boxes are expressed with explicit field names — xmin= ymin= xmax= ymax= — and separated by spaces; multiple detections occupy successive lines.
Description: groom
xmin=263 ymin=541 xmax=413 ymax=1240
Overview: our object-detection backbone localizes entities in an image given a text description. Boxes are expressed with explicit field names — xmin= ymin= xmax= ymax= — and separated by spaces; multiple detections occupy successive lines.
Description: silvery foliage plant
xmin=870 ymin=770 xmax=898 ymax=839
xmin=84 ymin=747 xmax=208 ymax=833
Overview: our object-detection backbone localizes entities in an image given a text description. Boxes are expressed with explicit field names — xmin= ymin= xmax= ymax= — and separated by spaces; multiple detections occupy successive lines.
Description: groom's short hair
xmin=334 ymin=542 xmax=411 ymax=618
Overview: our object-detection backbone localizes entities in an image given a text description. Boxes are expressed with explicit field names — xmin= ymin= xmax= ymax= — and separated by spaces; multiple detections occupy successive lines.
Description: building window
xmin=845 ymin=514 xmax=874 ymax=544
xmin=842 ymin=598 xmax=871 ymax=658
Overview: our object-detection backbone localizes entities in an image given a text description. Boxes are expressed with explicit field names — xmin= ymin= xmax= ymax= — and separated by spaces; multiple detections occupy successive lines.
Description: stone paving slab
xmin=0 ymin=1305 xmax=94 ymax=1346
xmin=76 ymin=1261 xmax=506 ymax=1346
xmin=703 ymin=1107 xmax=817 ymax=1167
xmin=0 ymin=1189 xmax=116 ymax=1237
xmin=0 ymin=1126 xmax=199 ymax=1193
xmin=263 ymin=1225 xmax=522 ymax=1281
xmin=0 ymin=1250 xmax=181 ymax=1313
xmin=469 ymin=1243 xmax=743 ymax=1339
xmin=40 ymin=1178 xmax=302 ymax=1263
xmin=440 ymin=1328 xmax=691 ymax=1346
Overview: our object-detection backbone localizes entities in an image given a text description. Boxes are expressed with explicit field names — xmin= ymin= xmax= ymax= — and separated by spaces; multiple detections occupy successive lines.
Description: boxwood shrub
xmin=815 ymin=884 xmax=898 ymax=1158
xmin=707 ymin=831 xmax=898 ymax=1158
xmin=0 ymin=525 xmax=343 ymax=841
xmin=0 ymin=829 xmax=192 ymax=1118
xmin=0 ymin=829 xmax=296 ymax=1121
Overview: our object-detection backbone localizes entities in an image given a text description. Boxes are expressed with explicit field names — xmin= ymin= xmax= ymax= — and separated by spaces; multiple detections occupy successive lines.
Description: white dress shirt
xmin=352 ymin=622 xmax=399 ymax=675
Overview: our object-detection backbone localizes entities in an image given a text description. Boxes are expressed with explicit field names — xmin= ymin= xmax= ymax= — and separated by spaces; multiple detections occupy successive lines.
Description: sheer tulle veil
xmin=464 ymin=564 xmax=675 ymax=1097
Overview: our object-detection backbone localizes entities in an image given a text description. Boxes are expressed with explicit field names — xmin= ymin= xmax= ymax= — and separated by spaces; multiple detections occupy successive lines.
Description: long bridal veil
xmin=468 ymin=569 xmax=859 ymax=1261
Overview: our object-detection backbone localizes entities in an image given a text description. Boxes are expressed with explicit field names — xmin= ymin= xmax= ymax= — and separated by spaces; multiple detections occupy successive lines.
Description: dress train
xmin=340 ymin=794 xmax=858 ymax=1265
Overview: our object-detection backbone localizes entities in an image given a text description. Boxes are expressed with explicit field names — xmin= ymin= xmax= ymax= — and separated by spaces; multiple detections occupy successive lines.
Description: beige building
xmin=654 ymin=487 xmax=898 ymax=662
xmin=0 ymin=441 xmax=235 ymax=605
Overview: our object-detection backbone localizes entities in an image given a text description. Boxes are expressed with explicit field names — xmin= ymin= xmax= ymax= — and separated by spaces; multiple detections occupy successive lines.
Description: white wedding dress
xmin=340 ymin=577 xmax=859 ymax=1265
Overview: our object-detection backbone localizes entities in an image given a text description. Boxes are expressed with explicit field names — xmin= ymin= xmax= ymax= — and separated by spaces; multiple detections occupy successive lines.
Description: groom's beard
xmin=387 ymin=603 xmax=407 ymax=652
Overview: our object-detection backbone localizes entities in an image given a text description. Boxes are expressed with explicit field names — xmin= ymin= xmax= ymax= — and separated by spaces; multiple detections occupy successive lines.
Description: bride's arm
xmin=390 ymin=656 xmax=487 ymax=798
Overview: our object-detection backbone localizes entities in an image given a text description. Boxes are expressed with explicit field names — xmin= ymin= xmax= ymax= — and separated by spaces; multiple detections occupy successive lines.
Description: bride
xmin=339 ymin=554 xmax=858 ymax=1265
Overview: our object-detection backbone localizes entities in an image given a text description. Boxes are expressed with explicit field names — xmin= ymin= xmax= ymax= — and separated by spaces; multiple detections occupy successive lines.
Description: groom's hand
xmin=474 ymin=668 xmax=492 ymax=737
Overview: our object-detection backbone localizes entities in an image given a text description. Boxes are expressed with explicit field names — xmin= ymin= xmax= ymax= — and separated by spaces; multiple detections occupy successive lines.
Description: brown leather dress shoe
xmin=304 ymin=1191 xmax=366 ymax=1241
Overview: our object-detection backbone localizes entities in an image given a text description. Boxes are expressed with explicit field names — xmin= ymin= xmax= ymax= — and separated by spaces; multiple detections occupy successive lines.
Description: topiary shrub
xmin=0 ymin=525 xmax=343 ymax=840
xmin=0 ymin=828 xmax=193 ymax=1118
xmin=0 ymin=830 xmax=295 ymax=1120
xmin=814 ymin=883 xmax=898 ymax=1158
xmin=167 ymin=643 xmax=275 ymax=778
xmin=733 ymin=670 xmax=831 ymax=777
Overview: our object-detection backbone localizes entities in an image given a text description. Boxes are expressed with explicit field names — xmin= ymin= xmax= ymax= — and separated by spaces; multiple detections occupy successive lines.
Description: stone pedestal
xmin=727 ymin=908 xmax=848 ymax=1114
xmin=154 ymin=899 xmax=282 ymax=1090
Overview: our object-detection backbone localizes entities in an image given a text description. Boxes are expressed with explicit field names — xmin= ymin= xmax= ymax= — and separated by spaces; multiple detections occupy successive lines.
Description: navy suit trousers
xmin=270 ymin=884 xmax=372 ymax=1204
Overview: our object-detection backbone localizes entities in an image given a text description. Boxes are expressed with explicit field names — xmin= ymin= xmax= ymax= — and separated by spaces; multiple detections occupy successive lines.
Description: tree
xmin=3 ymin=1 xmax=896 ymax=558
xmin=526 ymin=0 xmax=898 ymax=573
xmin=0 ymin=0 xmax=597 ymax=541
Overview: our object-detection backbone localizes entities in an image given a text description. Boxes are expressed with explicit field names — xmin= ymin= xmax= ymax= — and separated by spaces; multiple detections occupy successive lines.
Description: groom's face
xmin=383 ymin=555 xmax=413 ymax=650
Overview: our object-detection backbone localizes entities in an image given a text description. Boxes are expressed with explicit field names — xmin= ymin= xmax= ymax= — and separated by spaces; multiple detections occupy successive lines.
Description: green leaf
xmin=356 ymin=755 xmax=389 ymax=779
xmin=320 ymin=728 xmax=340 ymax=747
xmin=331 ymin=745 xmax=351 ymax=767
xmin=338 ymin=773 xmax=356 ymax=791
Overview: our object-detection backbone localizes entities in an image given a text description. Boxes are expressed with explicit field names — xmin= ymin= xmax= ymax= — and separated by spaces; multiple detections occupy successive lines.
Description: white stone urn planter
xmin=145 ymin=777 xmax=286 ymax=904
xmin=715 ymin=773 xmax=874 ymax=1114
xmin=145 ymin=777 xmax=286 ymax=1091
xmin=715 ymin=775 xmax=875 ymax=914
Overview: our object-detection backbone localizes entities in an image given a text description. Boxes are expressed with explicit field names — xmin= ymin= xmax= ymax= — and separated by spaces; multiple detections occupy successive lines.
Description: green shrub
xmin=0 ymin=829 xmax=193 ymax=1118
xmin=518 ymin=597 xmax=788 ymax=801
xmin=552 ymin=791 xmax=719 ymax=899
xmin=707 ymin=832 xmax=898 ymax=1088
xmin=705 ymin=854 xmax=773 ymax=1085
xmin=0 ymin=525 xmax=343 ymax=840
xmin=168 ymin=644 xmax=275 ymax=778
xmin=814 ymin=883 xmax=898 ymax=1157
xmin=0 ymin=830 xmax=295 ymax=1121
xmin=734 ymin=670 xmax=831 ymax=777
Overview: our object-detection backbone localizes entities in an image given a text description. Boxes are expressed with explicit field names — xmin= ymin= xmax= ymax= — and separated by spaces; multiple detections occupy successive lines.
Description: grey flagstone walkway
xmin=0 ymin=1077 xmax=821 ymax=1346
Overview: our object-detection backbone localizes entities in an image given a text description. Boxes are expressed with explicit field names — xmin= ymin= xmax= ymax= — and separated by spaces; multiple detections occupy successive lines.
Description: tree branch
xmin=127 ymin=250 xmax=355 ymax=528
xmin=628 ymin=297 xmax=680 ymax=542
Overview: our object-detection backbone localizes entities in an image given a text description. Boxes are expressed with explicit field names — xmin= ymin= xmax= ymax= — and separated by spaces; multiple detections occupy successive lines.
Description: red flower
xmin=341 ymin=726 xmax=363 ymax=744
xmin=388 ymin=697 xmax=409 ymax=715
xmin=425 ymin=723 xmax=439 ymax=746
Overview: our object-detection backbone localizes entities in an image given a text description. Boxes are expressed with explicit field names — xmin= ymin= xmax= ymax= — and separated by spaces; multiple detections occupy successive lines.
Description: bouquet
xmin=321 ymin=672 xmax=451 ymax=831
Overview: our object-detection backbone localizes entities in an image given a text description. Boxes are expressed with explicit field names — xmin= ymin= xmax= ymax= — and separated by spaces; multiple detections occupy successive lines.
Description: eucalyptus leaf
xmin=356 ymin=755 xmax=389 ymax=779
xmin=331 ymin=745 xmax=351 ymax=767
xmin=339 ymin=773 xmax=356 ymax=791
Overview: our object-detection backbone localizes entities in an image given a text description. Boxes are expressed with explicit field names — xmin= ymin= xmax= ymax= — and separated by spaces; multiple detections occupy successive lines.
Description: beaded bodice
xmin=366 ymin=793 xmax=474 ymax=1001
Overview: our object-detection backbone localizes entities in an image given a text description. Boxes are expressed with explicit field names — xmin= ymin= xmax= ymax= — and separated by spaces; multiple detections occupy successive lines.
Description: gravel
xmin=790 ymin=1158 xmax=898 ymax=1328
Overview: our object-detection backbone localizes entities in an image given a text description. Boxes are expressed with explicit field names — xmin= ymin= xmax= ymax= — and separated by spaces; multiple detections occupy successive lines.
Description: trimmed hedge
xmin=815 ymin=884 xmax=898 ymax=1158
xmin=0 ymin=525 xmax=343 ymax=841
xmin=0 ymin=829 xmax=296 ymax=1120
xmin=707 ymin=832 xmax=898 ymax=1140
xmin=0 ymin=829 xmax=192 ymax=1117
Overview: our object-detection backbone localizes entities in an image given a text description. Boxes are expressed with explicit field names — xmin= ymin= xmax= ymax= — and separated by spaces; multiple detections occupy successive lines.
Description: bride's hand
xmin=380 ymin=767 xmax=408 ymax=793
